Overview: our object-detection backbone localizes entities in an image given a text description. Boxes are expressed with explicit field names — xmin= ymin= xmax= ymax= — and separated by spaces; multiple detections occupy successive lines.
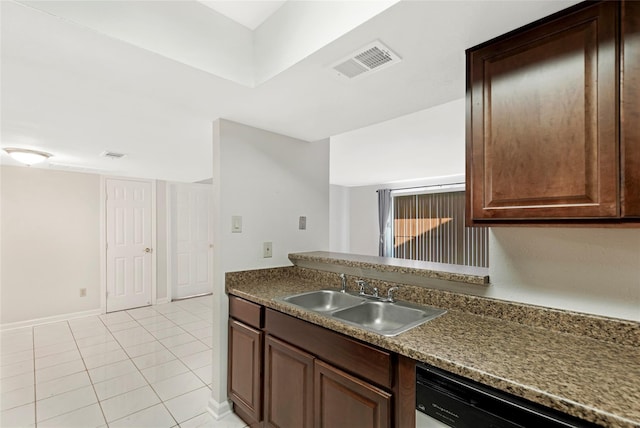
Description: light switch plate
xmin=231 ymin=216 xmax=242 ymax=233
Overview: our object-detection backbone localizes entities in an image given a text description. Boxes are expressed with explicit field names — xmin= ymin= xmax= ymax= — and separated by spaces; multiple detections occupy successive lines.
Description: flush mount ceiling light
xmin=3 ymin=148 xmax=52 ymax=165
xmin=100 ymin=151 xmax=126 ymax=159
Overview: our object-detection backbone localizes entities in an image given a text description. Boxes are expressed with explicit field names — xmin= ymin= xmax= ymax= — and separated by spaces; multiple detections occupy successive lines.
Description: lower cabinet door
xmin=314 ymin=359 xmax=392 ymax=428
xmin=228 ymin=319 xmax=263 ymax=425
xmin=264 ymin=335 xmax=314 ymax=428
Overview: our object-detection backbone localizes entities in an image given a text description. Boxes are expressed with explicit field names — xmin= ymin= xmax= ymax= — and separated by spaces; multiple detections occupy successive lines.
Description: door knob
xmin=144 ymin=247 xmax=153 ymax=253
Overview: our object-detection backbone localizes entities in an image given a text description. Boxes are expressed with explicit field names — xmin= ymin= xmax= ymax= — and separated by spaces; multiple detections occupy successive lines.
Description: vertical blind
xmin=392 ymin=191 xmax=488 ymax=267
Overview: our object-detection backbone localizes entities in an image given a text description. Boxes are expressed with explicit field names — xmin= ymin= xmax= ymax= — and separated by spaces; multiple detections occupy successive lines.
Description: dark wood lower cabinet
xmin=228 ymin=319 xmax=263 ymax=426
xmin=264 ymin=335 xmax=314 ymax=428
xmin=228 ymin=300 xmax=415 ymax=428
xmin=314 ymin=359 xmax=391 ymax=428
xmin=393 ymin=355 xmax=416 ymax=428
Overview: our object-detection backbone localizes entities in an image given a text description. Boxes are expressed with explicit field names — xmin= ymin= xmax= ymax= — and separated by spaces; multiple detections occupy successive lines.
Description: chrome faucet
xmin=339 ymin=273 xmax=347 ymax=293
xmin=356 ymin=279 xmax=379 ymax=298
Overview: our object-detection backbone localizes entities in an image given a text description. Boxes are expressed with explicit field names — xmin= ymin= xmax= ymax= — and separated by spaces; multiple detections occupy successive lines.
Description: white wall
xmin=156 ymin=180 xmax=168 ymax=301
xmin=0 ymin=167 xmax=175 ymax=325
xmin=210 ymin=119 xmax=330 ymax=413
xmin=329 ymin=184 xmax=350 ymax=252
xmin=488 ymin=228 xmax=640 ymax=321
xmin=331 ymin=98 xmax=465 ymax=186
xmin=1 ymin=166 xmax=101 ymax=324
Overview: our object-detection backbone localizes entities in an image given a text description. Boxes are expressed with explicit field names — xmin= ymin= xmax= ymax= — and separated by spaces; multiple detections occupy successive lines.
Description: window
xmin=389 ymin=186 xmax=488 ymax=268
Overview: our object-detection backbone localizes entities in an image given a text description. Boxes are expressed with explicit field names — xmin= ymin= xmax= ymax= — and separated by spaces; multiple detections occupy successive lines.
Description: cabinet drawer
xmin=229 ymin=296 xmax=263 ymax=329
xmin=265 ymin=308 xmax=392 ymax=389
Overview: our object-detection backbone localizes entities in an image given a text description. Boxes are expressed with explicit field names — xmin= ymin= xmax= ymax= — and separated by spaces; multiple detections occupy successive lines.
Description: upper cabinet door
xmin=467 ymin=1 xmax=619 ymax=222
xmin=622 ymin=1 xmax=640 ymax=218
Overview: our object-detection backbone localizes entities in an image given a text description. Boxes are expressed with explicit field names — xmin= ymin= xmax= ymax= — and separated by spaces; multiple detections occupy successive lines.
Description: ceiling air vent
xmin=101 ymin=151 xmax=126 ymax=159
xmin=331 ymin=40 xmax=401 ymax=80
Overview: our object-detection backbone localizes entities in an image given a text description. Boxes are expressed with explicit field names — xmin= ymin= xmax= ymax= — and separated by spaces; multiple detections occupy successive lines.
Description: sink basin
xmin=278 ymin=289 xmax=446 ymax=336
xmin=281 ymin=290 xmax=366 ymax=312
xmin=332 ymin=301 xmax=446 ymax=337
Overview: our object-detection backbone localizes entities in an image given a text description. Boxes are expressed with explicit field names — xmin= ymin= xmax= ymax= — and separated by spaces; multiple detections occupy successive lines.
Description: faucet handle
xmin=339 ymin=273 xmax=347 ymax=293
xmin=356 ymin=279 xmax=379 ymax=298
xmin=386 ymin=287 xmax=399 ymax=302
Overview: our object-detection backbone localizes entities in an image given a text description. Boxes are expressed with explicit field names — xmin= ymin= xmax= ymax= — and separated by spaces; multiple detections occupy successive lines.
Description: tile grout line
xmin=8 ymin=298 xmax=214 ymax=427
xmin=97 ymin=310 xmax=176 ymax=425
xmin=75 ymin=316 xmax=109 ymax=427
xmin=137 ymin=303 xmax=214 ymax=424
xmin=125 ymin=306 xmax=209 ymax=425
xmin=103 ymin=306 xmax=200 ymax=425
xmin=118 ymin=308 xmax=180 ymax=426
xmin=131 ymin=308 xmax=212 ymax=388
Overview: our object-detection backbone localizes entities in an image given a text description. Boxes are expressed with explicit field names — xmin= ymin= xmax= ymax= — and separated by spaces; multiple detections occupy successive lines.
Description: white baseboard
xmin=156 ymin=297 xmax=171 ymax=305
xmin=207 ymin=397 xmax=232 ymax=420
xmin=1 ymin=308 xmax=103 ymax=332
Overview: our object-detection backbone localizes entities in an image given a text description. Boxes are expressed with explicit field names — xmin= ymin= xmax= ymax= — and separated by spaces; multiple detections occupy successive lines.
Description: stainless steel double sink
xmin=276 ymin=289 xmax=446 ymax=337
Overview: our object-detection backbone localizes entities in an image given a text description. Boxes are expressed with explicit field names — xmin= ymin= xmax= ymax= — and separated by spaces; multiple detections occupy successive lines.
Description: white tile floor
xmin=0 ymin=296 xmax=247 ymax=428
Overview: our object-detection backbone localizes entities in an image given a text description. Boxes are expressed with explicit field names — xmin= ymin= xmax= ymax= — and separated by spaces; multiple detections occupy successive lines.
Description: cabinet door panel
xmin=264 ymin=335 xmax=314 ymax=428
xmin=314 ymin=360 xmax=391 ymax=428
xmin=468 ymin=2 xmax=619 ymax=221
xmin=622 ymin=0 xmax=640 ymax=217
xmin=228 ymin=319 xmax=262 ymax=424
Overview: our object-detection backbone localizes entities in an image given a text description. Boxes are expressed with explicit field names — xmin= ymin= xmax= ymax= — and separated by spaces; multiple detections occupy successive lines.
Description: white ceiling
xmin=0 ymin=0 xmax=580 ymax=184
xmin=198 ymin=1 xmax=287 ymax=30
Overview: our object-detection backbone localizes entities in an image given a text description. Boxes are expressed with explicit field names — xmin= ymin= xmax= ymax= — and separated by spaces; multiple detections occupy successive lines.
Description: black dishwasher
xmin=416 ymin=363 xmax=599 ymax=428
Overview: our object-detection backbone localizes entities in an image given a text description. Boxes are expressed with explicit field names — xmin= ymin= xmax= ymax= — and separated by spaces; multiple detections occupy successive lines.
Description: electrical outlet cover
xmin=263 ymin=241 xmax=272 ymax=258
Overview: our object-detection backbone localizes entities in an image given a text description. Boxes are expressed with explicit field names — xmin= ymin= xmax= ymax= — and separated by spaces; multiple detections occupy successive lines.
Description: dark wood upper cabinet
xmin=466 ymin=1 xmax=634 ymax=224
xmin=622 ymin=0 xmax=640 ymax=218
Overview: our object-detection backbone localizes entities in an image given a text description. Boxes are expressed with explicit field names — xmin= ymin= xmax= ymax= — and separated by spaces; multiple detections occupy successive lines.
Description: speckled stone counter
xmin=226 ymin=266 xmax=640 ymax=428
xmin=289 ymin=251 xmax=490 ymax=286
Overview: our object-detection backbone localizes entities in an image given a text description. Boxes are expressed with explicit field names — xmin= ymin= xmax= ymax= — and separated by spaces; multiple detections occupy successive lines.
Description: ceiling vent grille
xmin=331 ymin=41 xmax=401 ymax=80
xmin=101 ymin=151 xmax=126 ymax=159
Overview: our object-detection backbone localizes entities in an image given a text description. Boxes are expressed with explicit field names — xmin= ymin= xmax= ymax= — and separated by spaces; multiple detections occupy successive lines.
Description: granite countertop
xmin=226 ymin=271 xmax=640 ymax=428
xmin=289 ymin=251 xmax=490 ymax=286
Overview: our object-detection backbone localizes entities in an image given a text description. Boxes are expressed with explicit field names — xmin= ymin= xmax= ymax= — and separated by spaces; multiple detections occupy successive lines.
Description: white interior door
xmin=171 ymin=183 xmax=213 ymax=299
xmin=106 ymin=179 xmax=153 ymax=312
